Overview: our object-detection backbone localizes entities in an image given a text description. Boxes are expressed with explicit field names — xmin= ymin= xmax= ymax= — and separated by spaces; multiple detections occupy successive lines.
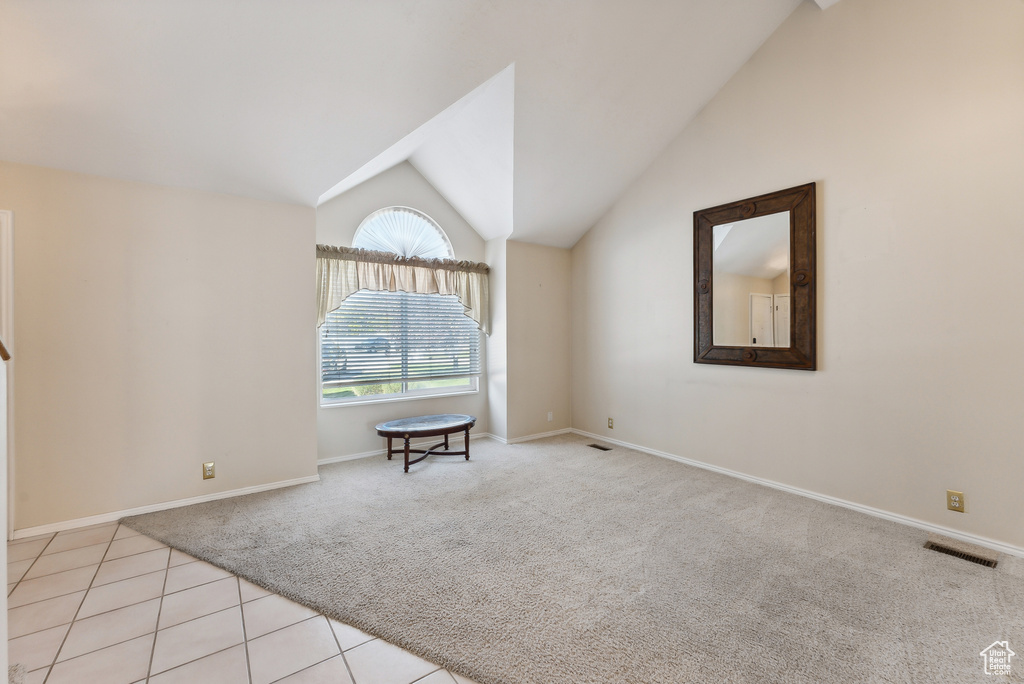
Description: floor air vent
xmin=587 ymin=443 xmax=612 ymax=451
xmin=924 ymin=541 xmax=998 ymax=568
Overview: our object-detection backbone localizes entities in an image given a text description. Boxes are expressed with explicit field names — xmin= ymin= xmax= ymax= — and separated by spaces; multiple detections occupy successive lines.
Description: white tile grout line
xmin=325 ymin=614 xmax=360 ymax=684
xmin=9 ymin=530 xmax=447 ymax=684
xmin=142 ymin=605 xmax=243 ymax=678
xmin=7 ymin=530 xmax=59 ymax=665
xmin=6 ymin=534 xmax=55 ymax=596
xmin=41 ymin=525 xmax=119 ymax=684
xmin=408 ymin=668 xmax=448 ymax=684
xmin=14 ymin=584 xmax=253 ymax=670
xmin=142 ymin=643 xmax=243 ymax=683
xmin=237 ymin=576 xmax=254 ymax=684
xmin=262 ymin=622 xmax=343 ymax=684
xmin=10 ymin=550 xmax=179 ymax=616
xmin=9 ymin=567 xmax=163 ymax=615
xmin=6 ymin=528 xmax=172 ymax=673
xmin=16 ymin=541 xmax=114 ymax=579
xmin=139 ymin=595 xmax=345 ymax=680
xmin=143 ymin=534 xmax=173 ymax=683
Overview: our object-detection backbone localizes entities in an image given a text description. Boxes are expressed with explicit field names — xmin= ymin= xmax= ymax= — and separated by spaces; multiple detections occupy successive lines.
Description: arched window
xmin=352 ymin=207 xmax=453 ymax=259
xmin=320 ymin=208 xmax=481 ymax=404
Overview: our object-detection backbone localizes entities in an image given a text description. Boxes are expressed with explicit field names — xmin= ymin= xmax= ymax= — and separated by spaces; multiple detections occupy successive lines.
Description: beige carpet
xmin=122 ymin=435 xmax=1024 ymax=683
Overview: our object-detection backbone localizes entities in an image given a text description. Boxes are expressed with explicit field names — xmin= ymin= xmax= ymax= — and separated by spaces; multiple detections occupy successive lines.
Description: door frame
xmin=0 ymin=210 xmax=13 ymax=539
xmin=748 ymin=292 xmax=774 ymax=347
xmin=773 ymin=293 xmax=791 ymax=348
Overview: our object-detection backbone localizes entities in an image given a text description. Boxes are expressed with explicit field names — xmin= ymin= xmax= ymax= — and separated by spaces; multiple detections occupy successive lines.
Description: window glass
xmin=352 ymin=207 xmax=452 ymax=258
xmin=320 ymin=208 xmax=480 ymax=405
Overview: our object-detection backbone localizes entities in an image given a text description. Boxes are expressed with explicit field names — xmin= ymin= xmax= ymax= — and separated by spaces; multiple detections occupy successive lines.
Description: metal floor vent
xmin=924 ymin=541 xmax=998 ymax=568
xmin=587 ymin=443 xmax=612 ymax=451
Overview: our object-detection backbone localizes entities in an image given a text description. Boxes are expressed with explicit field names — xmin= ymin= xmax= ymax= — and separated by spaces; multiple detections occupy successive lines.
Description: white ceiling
xmin=0 ymin=0 xmax=809 ymax=247
xmin=714 ymin=213 xmax=790 ymax=280
xmin=320 ymin=66 xmax=515 ymax=241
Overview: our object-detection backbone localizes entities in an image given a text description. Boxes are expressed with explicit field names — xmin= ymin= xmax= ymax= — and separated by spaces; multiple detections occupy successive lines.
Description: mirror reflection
xmin=712 ymin=211 xmax=790 ymax=347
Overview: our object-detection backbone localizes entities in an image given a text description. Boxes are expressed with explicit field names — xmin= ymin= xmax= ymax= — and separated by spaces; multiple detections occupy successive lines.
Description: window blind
xmin=321 ymin=289 xmax=481 ymax=387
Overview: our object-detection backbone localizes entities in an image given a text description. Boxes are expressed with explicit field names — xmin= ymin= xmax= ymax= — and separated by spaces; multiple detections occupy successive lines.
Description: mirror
xmin=712 ymin=212 xmax=790 ymax=347
xmin=694 ymin=183 xmax=816 ymax=370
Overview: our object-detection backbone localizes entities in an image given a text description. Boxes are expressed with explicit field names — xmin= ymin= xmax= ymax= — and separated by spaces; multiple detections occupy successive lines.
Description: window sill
xmin=319 ymin=386 xmax=479 ymax=409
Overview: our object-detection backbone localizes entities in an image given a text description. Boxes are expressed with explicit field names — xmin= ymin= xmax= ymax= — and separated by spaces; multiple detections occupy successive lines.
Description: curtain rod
xmin=316 ymin=244 xmax=489 ymax=275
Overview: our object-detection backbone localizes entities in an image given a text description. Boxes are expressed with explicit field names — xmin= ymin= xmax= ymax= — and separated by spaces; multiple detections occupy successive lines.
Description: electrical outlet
xmin=608 ymin=417 xmax=614 ymax=429
xmin=947 ymin=490 xmax=965 ymax=513
xmin=203 ymin=462 xmax=216 ymax=480
xmin=547 ymin=411 xmax=553 ymax=422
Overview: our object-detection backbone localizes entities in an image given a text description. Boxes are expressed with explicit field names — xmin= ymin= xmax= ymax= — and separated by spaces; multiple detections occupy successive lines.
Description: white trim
xmin=11 ymin=474 xmax=321 ymax=539
xmin=320 ymin=383 xmax=480 ymax=408
xmin=0 ymin=209 xmax=12 ymax=541
xmin=317 ymin=432 xmax=497 ymax=466
xmin=571 ymin=429 xmax=1024 ymax=559
xmin=485 ymin=432 xmax=507 ymax=445
xmin=507 ymin=427 xmax=572 ymax=444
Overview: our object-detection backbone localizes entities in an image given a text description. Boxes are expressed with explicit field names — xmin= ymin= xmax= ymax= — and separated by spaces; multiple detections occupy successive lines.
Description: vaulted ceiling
xmin=1 ymin=0 xmax=828 ymax=247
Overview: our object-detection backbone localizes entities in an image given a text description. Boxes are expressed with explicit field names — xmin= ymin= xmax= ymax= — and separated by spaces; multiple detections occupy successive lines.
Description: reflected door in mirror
xmin=774 ymin=295 xmax=790 ymax=347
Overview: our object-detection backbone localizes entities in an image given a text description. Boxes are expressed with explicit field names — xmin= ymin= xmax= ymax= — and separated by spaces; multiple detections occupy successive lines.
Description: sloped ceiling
xmin=0 ymin=0 xmax=808 ymax=247
xmin=320 ymin=66 xmax=515 ymax=241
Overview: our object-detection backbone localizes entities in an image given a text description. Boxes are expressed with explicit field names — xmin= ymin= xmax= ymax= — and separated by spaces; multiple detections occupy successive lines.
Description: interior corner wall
xmin=0 ymin=161 xmax=319 ymax=531
xmin=506 ymin=240 xmax=571 ymax=441
xmin=315 ymin=161 xmax=490 ymax=458
xmin=484 ymin=237 xmax=507 ymax=442
xmin=570 ymin=0 xmax=1024 ymax=549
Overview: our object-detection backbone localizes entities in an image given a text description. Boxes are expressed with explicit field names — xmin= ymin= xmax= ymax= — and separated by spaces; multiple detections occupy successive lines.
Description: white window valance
xmin=316 ymin=245 xmax=490 ymax=335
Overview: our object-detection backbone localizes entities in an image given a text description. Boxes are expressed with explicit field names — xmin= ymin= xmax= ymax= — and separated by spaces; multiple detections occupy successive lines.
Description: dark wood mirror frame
xmin=693 ymin=182 xmax=816 ymax=370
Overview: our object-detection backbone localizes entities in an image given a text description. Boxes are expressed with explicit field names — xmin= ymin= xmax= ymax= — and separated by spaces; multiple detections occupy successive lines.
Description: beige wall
xmin=315 ymin=162 xmax=490 ymax=458
xmin=571 ymin=0 xmax=1024 ymax=549
xmin=771 ymin=271 xmax=788 ymax=296
xmin=712 ymin=272 xmax=773 ymax=346
xmin=0 ymin=161 xmax=318 ymax=530
xmin=506 ymin=241 xmax=571 ymax=440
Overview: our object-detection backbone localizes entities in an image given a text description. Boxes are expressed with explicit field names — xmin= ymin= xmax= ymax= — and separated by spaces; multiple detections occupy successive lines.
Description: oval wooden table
xmin=375 ymin=414 xmax=477 ymax=473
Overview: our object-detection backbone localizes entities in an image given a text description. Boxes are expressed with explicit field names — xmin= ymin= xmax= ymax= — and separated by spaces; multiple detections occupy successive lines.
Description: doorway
xmin=749 ymin=293 xmax=774 ymax=346
xmin=774 ymin=294 xmax=790 ymax=347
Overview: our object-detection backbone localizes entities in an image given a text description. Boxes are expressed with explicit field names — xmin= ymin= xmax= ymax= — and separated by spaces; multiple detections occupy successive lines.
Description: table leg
xmin=444 ymin=433 xmax=449 ymax=450
xmin=386 ymin=436 xmax=393 ymax=460
xmin=465 ymin=426 xmax=470 ymax=461
xmin=404 ymin=435 xmax=411 ymax=473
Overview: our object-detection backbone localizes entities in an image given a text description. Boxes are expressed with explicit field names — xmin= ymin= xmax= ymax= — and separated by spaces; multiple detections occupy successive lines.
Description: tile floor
xmin=7 ymin=522 xmax=481 ymax=684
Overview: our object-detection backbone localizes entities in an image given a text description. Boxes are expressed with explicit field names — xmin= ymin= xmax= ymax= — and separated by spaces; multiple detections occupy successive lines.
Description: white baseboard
xmin=12 ymin=474 xmax=321 ymax=539
xmin=571 ymin=429 xmax=1024 ymax=559
xmin=317 ymin=432 xmax=498 ymax=466
xmin=508 ymin=427 xmax=572 ymax=444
